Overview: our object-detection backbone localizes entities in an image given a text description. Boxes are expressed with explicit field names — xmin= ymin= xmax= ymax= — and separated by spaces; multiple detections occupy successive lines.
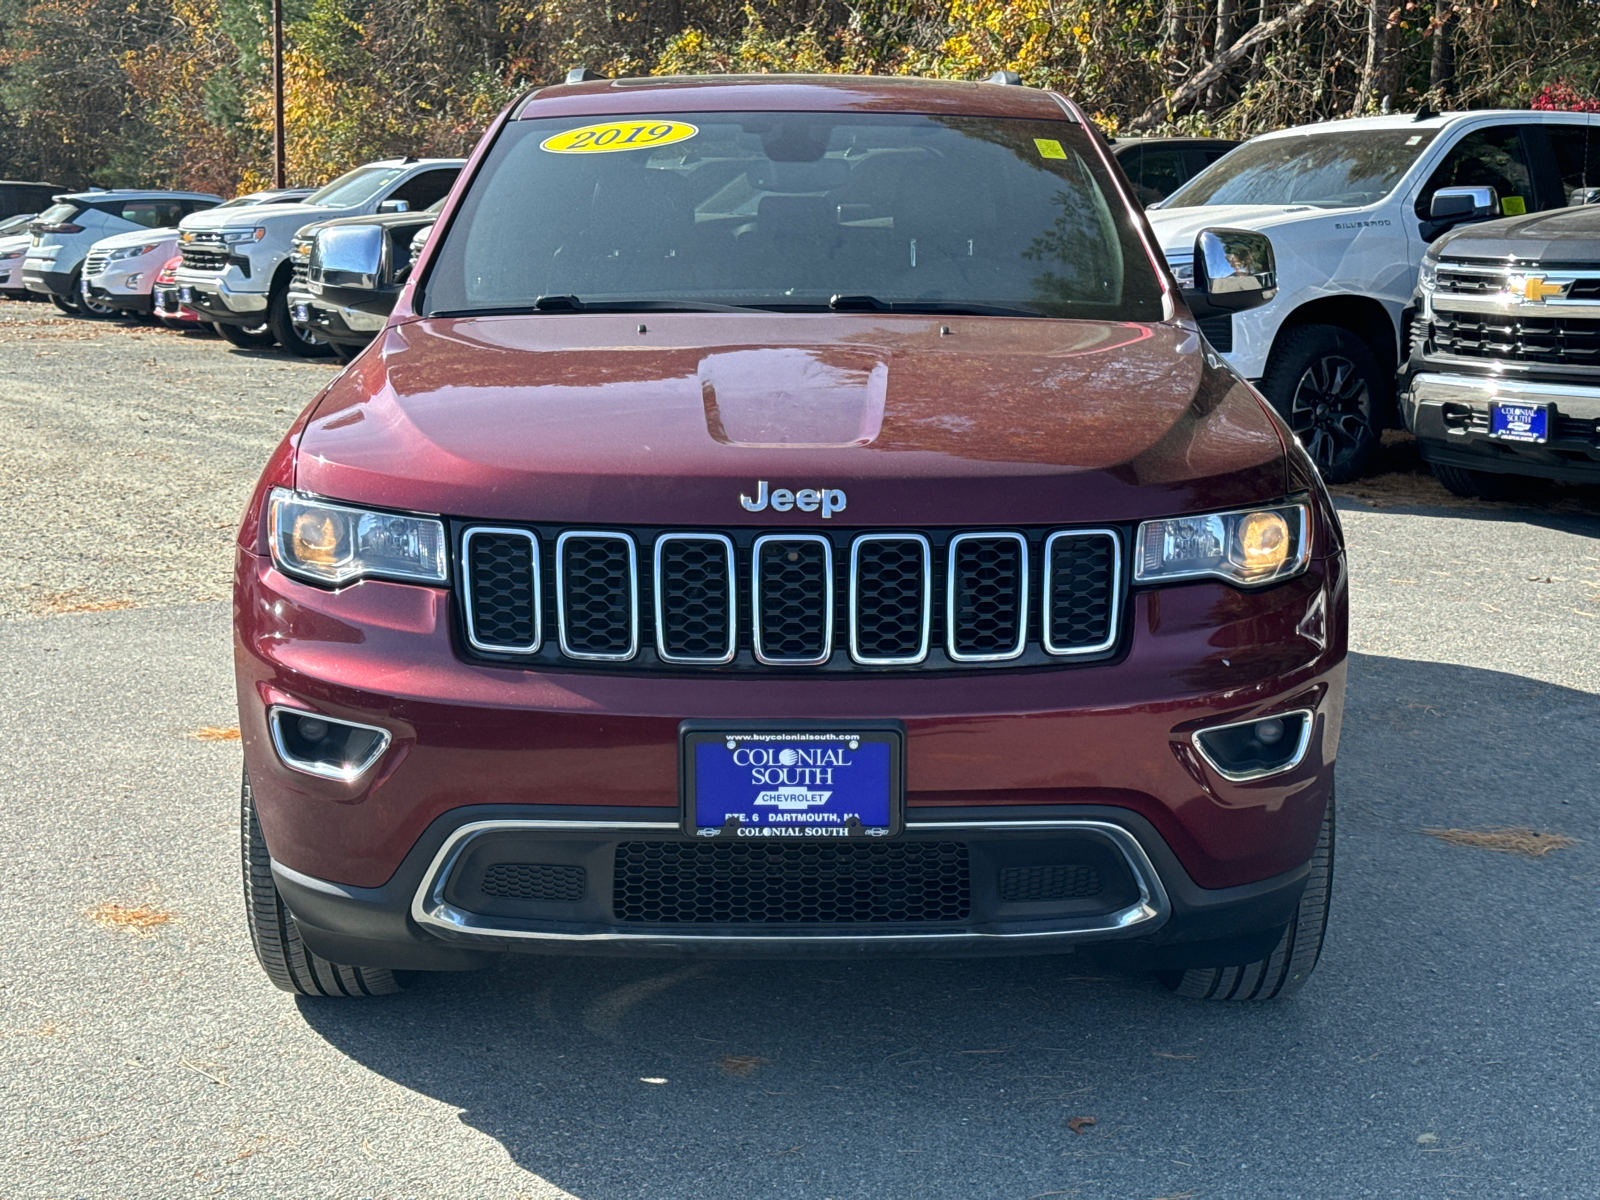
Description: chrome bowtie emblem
xmin=739 ymin=480 xmax=848 ymax=519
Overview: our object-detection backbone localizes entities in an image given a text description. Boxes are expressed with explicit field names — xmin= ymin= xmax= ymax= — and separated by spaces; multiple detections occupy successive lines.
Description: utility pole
xmin=272 ymin=0 xmax=286 ymax=187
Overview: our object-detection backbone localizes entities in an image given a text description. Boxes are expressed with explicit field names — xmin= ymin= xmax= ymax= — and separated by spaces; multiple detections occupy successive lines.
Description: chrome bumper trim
xmin=1407 ymin=372 xmax=1600 ymax=423
xmin=409 ymin=818 xmax=1170 ymax=945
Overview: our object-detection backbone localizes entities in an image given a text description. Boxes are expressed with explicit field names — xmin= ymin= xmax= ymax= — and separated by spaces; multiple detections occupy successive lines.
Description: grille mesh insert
xmin=998 ymin=864 xmax=1103 ymax=902
xmin=949 ymin=536 xmax=1025 ymax=658
xmin=853 ymin=538 xmax=927 ymax=661
xmin=481 ymin=863 xmax=586 ymax=902
xmin=466 ymin=531 xmax=538 ymax=650
xmin=613 ymin=841 xmax=970 ymax=923
xmin=560 ymin=535 xmax=634 ymax=657
xmin=756 ymin=538 xmax=830 ymax=662
xmin=1045 ymin=534 xmax=1116 ymax=653
xmin=656 ymin=537 xmax=732 ymax=661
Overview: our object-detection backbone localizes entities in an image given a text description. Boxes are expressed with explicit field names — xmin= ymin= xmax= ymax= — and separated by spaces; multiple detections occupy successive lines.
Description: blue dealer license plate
xmin=680 ymin=722 xmax=904 ymax=838
xmin=1489 ymin=402 xmax=1548 ymax=443
xmin=179 ymin=286 xmax=192 ymax=303
xmin=294 ymin=303 xmax=310 ymax=322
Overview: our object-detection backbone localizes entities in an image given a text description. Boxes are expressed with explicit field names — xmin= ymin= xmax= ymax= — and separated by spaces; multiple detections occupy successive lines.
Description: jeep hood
xmin=294 ymin=314 xmax=1288 ymax=526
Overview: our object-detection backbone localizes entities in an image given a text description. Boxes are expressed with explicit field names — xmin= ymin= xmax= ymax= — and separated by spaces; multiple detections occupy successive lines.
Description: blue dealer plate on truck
xmin=680 ymin=721 xmax=904 ymax=838
xmin=1490 ymin=401 xmax=1548 ymax=443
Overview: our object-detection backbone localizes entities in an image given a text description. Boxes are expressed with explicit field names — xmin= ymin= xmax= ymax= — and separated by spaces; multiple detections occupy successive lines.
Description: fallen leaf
xmin=190 ymin=726 xmax=240 ymax=741
xmin=640 ymin=1077 xmax=668 ymax=1084
xmin=717 ymin=1054 xmax=768 ymax=1077
xmin=1066 ymin=1116 xmax=1096 ymax=1135
xmin=1422 ymin=826 xmax=1577 ymax=858
xmin=84 ymin=902 xmax=174 ymax=936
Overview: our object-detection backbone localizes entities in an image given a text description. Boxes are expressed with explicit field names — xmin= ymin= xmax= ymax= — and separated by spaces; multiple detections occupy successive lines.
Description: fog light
xmin=1193 ymin=710 xmax=1312 ymax=782
xmin=268 ymin=706 xmax=390 ymax=781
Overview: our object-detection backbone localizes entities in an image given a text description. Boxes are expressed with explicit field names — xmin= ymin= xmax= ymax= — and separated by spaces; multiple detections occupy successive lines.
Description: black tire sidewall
xmin=267 ymin=283 xmax=327 ymax=357
xmin=1261 ymin=325 xmax=1384 ymax=484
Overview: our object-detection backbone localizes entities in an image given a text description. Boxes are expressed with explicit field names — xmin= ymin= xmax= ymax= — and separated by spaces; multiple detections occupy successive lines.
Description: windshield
xmin=1165 ymin=129 xmax=1439 ymax=209
xmin=307 ymin=167 xmax=405 ymax=209
xmin=424 ymin=112 xmax=1163 ymax=320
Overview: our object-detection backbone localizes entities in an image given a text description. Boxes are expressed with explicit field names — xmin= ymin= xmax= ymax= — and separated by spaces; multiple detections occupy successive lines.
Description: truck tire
xmin=1259 ymin=325 xmax=1382 ymax=484
xmin=267 ymin=283 xmax=329 ymax=358
xmin=214 ymin=320 xmax=275 ymax=349
xmin=242 ymin=769 xmax=402 ymax=997
xmin=1159 ymin=785 xmax=1333 ymax=1001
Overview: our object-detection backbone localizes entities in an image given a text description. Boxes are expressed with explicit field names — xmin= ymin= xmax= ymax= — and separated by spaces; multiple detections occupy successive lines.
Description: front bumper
xmin=84 ymin=280 xmax=153 ymax=314
xmin=172 ymin=268 xmax=268 ymax=321
xmin=1404 ymin=370 xmax=1600 ymax=482
xmin=236 ymin=541 xmax=1347 ymax=963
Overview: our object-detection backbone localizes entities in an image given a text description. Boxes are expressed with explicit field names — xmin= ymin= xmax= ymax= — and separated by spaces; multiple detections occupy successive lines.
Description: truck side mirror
xmin=376 ymin=199 xmax=411 ymax=215
xmin=309 ymin=223 xmax=393 ymax=313
xmin=1185 ymin=227 xmax=1277 ymax=315
xmin=1429 ymin=185 xmax=1499 ymax=221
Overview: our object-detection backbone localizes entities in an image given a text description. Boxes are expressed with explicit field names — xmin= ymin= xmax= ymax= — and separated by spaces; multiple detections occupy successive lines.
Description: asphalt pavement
xmin=1 ymin=308 xmax=1598 ymax=1199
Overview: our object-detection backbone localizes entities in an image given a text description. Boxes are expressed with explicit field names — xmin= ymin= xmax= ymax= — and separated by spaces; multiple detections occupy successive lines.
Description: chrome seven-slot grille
xmin=458 ymin=523 xmax=1122 ymax=673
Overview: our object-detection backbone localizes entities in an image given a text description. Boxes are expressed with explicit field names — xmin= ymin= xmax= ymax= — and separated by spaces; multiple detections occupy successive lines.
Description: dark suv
xmin=235 ymin=74 xmax=1345 ymax=1002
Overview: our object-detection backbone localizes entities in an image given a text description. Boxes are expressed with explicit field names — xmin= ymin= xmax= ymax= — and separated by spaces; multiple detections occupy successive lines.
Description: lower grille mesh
xmin=612 ymin=841 xmax=971 ymax=923
xmin=481 ymin=863 xmax=586 ymax=902
xmin=999 ymin=864 xmax=1103 ymax=902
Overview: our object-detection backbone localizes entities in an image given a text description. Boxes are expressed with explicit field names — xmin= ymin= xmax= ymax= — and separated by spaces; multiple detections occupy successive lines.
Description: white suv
xmin=1147 ymin=109 xmax=1600 ymax=481
xmin=174 ymin=158 xmax=462 ymax=354
xmin=22 ymin=191 xmax=222 ymax=315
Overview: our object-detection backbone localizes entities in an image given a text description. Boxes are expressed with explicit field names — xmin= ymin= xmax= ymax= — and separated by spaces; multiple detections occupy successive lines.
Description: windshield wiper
xmin=828 ymin=294 xmax=1047 ymax=318
xmin=530 ymin=295 xmax=771 ymax=314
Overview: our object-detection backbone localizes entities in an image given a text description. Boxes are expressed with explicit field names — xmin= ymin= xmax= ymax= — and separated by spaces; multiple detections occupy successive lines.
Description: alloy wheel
xmin=1287 ymin=354 xmax=1371 ymax=473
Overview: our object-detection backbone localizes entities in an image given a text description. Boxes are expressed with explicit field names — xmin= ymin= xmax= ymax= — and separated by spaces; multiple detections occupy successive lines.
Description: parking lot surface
xmin=1 ymin=306 xmax=1597 ymax=1198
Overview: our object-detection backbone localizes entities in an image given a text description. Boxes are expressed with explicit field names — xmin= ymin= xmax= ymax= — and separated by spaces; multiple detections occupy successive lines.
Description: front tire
xmin=267 ymin=284 xmax=329 ymax=357
xmin=1430 ymin=462 xmax=1546 ymax=501
xmin=1159 ymin=786 xmax=1334 ymax=1001
xmin=242 ymin=769 xmax=402 ymax=997
xmin=1259 ymin=325 xmax=1383 ymax=484
xmin=214 ymin=319 xmax=275 ymax=349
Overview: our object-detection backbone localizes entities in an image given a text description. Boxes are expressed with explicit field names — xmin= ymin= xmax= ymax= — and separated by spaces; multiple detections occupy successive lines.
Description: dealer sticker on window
xmin=680 ymin=722 xmax=903 ymax=838
xmin=541 ymin=120 xmax=698 ymax=155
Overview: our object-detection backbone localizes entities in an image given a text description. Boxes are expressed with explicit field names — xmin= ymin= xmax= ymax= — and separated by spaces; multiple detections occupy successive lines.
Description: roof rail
xmin=986 ymin=70 xmax=1023 ymax=86
xmin=566 ymin=67 xmax=607 ymax=84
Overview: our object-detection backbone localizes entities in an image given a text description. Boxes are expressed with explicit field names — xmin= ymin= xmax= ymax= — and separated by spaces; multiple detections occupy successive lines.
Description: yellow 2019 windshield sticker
xmin=541 ymin=120 xmax=699 ymax=154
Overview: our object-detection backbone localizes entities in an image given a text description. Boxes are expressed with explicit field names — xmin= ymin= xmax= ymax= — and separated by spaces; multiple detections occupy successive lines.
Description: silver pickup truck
xmin=173 ymin=158 xmax=461 ymax=353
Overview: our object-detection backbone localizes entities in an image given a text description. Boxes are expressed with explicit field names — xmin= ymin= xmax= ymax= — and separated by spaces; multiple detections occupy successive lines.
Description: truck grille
xmin=458 ymin=524 xmax=1124 ymax=673
xmin=612 ymin=840 xmax=970 ymax=923
xmin=290 ymin=253 xmax=310 ymax=291
xmin=179 ymin=237 xmax=230 ymax=273
xmin=1429 ymin=312 xmax=1600 ymax=367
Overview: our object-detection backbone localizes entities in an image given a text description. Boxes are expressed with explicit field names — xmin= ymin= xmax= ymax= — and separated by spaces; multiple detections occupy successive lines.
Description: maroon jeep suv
xmin=235 ymin=73 xmax=1345 ymax=1002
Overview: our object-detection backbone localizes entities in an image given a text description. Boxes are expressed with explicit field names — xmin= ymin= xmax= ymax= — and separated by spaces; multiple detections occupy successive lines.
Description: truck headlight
xmin=268 ymin=488 xmax=447 ymax=586
xmin=1134 ymin=501 xmax=1311 ymax=587
xmin=1418 ymin=257 xmax=1438 ymax=293
xmin=220 ymin=227 xmax=267 ymax=245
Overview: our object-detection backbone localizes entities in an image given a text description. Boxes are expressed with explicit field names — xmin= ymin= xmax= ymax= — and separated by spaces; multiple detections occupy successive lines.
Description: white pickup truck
xmin=1147 ymin=109 xmax=1600 ymax=481
xmin=174 ymin=157 xmax=462 ymax=354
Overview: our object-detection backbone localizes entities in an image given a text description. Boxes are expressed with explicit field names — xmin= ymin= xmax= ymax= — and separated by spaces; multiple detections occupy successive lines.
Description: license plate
xmin=1489 ymin=401 xmax=1548 ymax=443
xmin=294 ymin=303 xmax=310 ymax=322
xmin=680 ymin=721 xmax=904 ymax=838
xmin=179 ymin=286 xmax=192 ymax=303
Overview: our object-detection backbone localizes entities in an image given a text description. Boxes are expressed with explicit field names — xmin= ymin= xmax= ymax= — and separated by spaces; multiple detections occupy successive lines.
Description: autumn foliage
xmin=0 ymin=0 xmax=1593 ymax=193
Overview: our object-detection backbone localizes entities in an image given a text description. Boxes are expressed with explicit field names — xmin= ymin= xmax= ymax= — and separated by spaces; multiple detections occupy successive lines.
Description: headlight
xmin=1134 ymin=501 xmax=1311 ymax=587
xmin=267 ymin=489 xmax=447 ymax=586
xmin=1418 ymin=257 xmax=1438 ymax=292
xmin=107 ymin=243 xmax=161 ymax=261
xmin=1166 ymin=256 xmax=1195 ymax=289
xmin=221 ymin=227 xmax=267 ymax=245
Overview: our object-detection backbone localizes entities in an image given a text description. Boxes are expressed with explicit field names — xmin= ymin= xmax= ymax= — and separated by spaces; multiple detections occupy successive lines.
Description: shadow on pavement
xmin=297 ymin=652 xmax=1598 ymax=1199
